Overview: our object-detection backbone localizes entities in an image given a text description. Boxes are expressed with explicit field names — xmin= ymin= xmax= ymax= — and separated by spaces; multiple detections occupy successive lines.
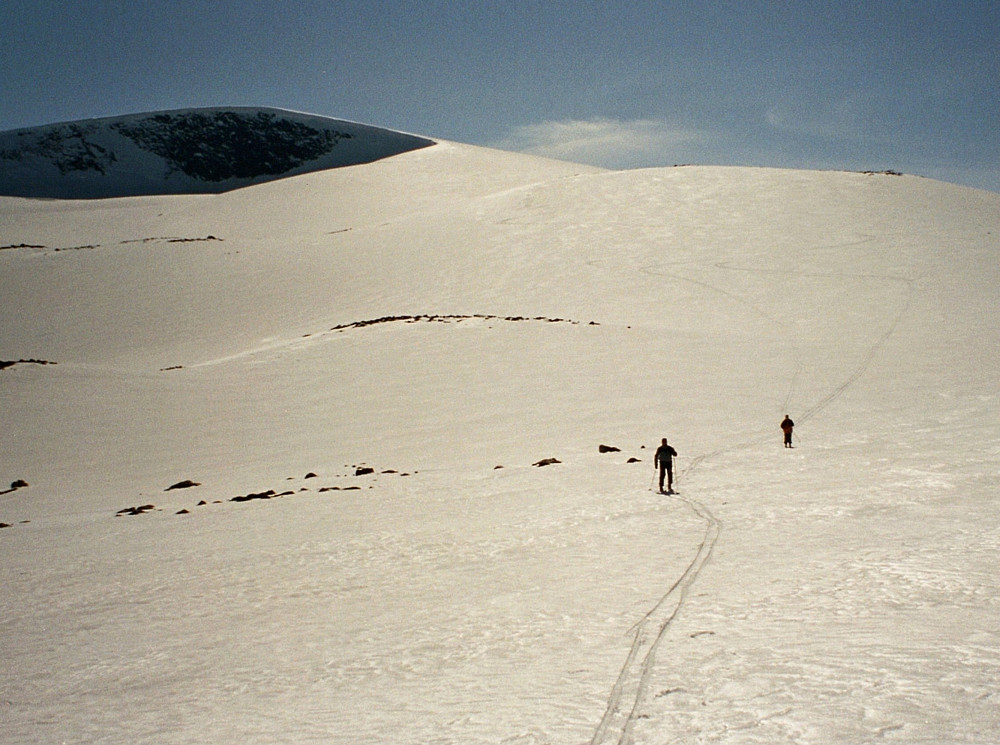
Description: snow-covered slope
xmin=1 ymin=129 xmax=998 ymax=744
xmin=0 ymin=107 xmax=434 ymax=198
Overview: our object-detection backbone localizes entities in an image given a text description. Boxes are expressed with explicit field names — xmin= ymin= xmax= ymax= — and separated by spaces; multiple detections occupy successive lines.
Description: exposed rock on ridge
xmin=0 ymin=107 xmax=435 ymax=199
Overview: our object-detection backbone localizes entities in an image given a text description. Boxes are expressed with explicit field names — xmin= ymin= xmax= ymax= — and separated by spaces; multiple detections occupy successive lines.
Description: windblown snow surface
xmin=1 ymin=134 xmax=999 ymax=744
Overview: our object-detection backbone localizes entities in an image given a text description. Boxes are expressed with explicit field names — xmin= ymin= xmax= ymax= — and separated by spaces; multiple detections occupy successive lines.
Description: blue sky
xmin=2 ymin=1 xmax=997 ymax=192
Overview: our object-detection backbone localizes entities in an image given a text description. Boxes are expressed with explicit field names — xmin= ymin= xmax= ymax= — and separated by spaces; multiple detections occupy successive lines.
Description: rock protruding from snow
xmin=532 ymin=458 xmax=561 ymax=467
xmin=0 ymin=107 xmax=435 ymax=199
xmin=116 ymin=504 xmax=156 ymax=516
xmin=165 ymin=480 xmax=201 ymax=491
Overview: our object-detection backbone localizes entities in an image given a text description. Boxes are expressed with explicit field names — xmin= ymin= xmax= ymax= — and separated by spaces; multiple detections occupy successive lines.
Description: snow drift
xmin=0 ymin=107 xmax=434 ymax=198
xmin=1 ymin=112 xmax=999 ymax=744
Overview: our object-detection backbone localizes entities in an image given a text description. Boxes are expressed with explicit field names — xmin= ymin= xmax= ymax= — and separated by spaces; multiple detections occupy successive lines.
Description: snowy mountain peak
xmin=0 ymin=107 xmax=434 ymax=198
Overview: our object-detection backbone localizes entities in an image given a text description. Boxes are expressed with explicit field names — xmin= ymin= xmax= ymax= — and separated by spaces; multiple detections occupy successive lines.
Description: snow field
xmin=2 ymin=462 xmax=708 ymax=744
xmin=2 ymin=139 xmax=999 ymax=743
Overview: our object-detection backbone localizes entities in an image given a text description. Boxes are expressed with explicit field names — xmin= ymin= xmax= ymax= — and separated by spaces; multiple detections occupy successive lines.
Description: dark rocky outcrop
xmin=330 ymin=314 xmax=595 ymax=333
xmin=532 ymin=458 xmax=561 ymax=467
xmin=231 ymin=490 xmax=277 ymax=503
xmin=0 ymin=359 xmax=56 ymax=371
xmin=111 ymin=111 xmax=352 ymax=182
xmin=0 ymin=107 xmax=435 ymax=198
xmin=165 ymin=480 xmax=200 ymax=491
xmin=117 ymin=504 xmax=156 ymax=516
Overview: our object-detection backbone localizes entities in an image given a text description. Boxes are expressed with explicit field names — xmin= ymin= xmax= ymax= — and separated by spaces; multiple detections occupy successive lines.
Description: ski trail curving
xmin=641 ymin=250 xmax=917 ymax=426
xmin=798 ymin=276 xmax=914 ymax=424
xmin=640 ymin=262 xmax=809 ymax=417
xmin=591 ymin=251 xmax=915 ymax=743
xmin=701 ymin=259 xmax=918 ymax=423
xmin=590 ymin=486 xmax=719 ymax=745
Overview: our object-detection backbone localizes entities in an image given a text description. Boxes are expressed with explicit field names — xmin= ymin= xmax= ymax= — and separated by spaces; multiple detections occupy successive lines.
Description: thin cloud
xmin=493 ymin=118 xmax=704 ymax=169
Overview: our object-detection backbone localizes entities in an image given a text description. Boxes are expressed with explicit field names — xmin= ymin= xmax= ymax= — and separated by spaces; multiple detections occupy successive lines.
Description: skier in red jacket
xmin=780 ymin=415 xmax=795 ymax=448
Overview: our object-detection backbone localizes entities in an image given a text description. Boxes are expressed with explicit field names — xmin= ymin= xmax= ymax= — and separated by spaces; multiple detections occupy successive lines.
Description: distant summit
xmin=0 ymin=107 xmax=435 ymax=198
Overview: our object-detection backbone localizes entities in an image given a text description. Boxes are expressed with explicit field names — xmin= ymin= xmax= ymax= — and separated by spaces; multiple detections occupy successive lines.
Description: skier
xmin=780 ymin=414 xmax=795 ymax=448
xmin=654 ymin=438 xmax=678 ymax=493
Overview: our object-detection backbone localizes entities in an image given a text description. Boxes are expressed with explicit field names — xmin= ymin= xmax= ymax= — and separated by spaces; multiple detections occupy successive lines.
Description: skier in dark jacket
xmin=654 ymin=438 xmax=678 ymax=493
xmin=780 ymin=415 xmax=795 ymax=448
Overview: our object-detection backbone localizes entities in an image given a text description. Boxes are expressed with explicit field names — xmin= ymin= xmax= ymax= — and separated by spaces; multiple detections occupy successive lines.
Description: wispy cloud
xmin=492 ymin=118 xmax=704 ymax=169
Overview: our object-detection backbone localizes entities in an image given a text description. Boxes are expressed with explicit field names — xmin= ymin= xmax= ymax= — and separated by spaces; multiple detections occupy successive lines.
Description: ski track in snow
xmin=797 ymin=277 xmax=914 ymax=425
xmin=590 ymin=490 xmax=719 ymax=745
xmin=590 ymin=241 xmax=918 ymax=744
